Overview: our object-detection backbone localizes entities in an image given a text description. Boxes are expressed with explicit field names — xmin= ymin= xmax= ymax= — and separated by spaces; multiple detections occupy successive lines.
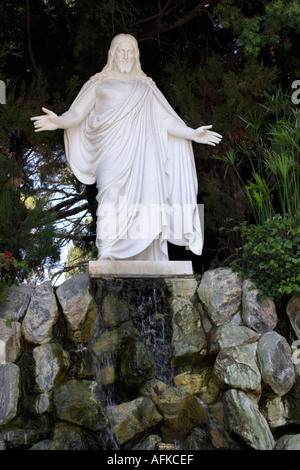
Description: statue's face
xmin=114 ymin=39 xmax=135 ymax=74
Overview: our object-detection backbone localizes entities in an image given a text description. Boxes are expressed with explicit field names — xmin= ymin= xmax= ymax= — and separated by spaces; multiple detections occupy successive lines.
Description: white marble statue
xmin=31 ymin=34 xmax=222 ymax=261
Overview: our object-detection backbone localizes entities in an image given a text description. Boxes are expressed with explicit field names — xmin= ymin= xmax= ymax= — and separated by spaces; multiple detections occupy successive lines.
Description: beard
xmin=116 ymin=61 xmax=134 ymax=74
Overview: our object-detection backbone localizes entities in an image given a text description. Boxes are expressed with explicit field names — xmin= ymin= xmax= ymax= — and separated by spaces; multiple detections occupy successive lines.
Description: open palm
xmin=193 ymin=125 xmax=222 ymax=146
xmin=31 ymin=107 xmax=59 ymax=132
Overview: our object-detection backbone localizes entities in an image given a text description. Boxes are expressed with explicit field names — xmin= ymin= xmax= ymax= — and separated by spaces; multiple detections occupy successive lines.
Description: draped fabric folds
xmin=64 ymin=78 xmax=203 ymax=260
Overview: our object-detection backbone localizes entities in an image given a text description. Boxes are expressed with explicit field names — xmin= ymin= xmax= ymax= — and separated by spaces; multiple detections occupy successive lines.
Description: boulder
xmin=23 ymin=392 xmax=52 ymax=416
xmin=100 ymin=292 xmax=131 ymax=328
xmin=0 ymin=319 xmax=22 ymax=363
xmin=179 ymin=427 xmax=215 ymax=450
xmin=131 ymin=434 xmax=162 ymax=450
xmin=223 ymin=389 xmax=275 ymax=450
xmin=213 ymin=346 xmax=261 ymax=393
xmin=259 ymin=392 xmax=290 ymax=429
xmin=275 ymin=434 xmax=300 ymax=450
xmin=197 ymin=268 xmax=242 ymax=325
xmin=286 ymin=294 xmax=300 ymax=338
xmin=257 ymin=331 xmax=295 ymax=396
xmin=33 ymin=342 xmax=70 ymax=392
xmin=170 ymin=297 xmax=206 ymax=366
xmin=120 ymin=341 xmax=155 ymax=387
xmin=51 ymin=422 xmax=98 ymax=450
xmin=0 ymin=363 xmax=20 ymax=426
xmin=29 ymin=439 xmax=56 ymax=450
xmin=242 ymin=279 xmax=277 ymax=333
xmin=139 ymin=379 xmax=209 ymax=442
xmin=92 ymin=323 xmax=138 ymax=359
xmin=0 ymin=416 xmax=51 ymax=449
xmin=56 ymin=273 xmax=96 ymax=343
xmin=209 ymin=323 xmax=260 ymax=355
xmin=164 ymin=279 xmax=198 ymax=301
xmin=21 ymin=282 xmax=58 ymax=344
xmin=174 ymin=367 xmax=220 ymax=404
xmin=0 ymin=285 xmax=33 ymax=321
xmin=69 ymin=345 xmax=95 ymax=379
xmin=53 ymin=379 xmax=108 ymax=432
xmin=107 ymin=396 xmax=163 ymax=445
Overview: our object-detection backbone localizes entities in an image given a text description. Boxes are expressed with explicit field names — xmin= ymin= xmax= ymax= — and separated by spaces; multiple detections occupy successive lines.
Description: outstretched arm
xmin=166 ymin=118 xmax=222 ymax=146
xmin=31 ymin=85 xmax=96 ymax=132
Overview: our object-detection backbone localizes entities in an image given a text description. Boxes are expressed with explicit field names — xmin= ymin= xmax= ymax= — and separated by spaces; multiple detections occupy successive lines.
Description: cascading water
xmin=88 ymin=278 xmax=176 ymax=449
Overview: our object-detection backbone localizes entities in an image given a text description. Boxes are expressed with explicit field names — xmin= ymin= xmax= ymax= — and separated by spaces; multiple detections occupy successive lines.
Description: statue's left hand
xmin=193 ymin=125 xmax=222 ymax=146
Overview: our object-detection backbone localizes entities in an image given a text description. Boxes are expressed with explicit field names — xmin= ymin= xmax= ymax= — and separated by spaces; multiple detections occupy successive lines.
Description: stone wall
xmin=0 ymin=268 xmax=299 ymax=451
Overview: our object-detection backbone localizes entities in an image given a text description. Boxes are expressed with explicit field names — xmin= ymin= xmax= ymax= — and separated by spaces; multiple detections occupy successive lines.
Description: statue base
xmin=88 ymin=260 xmax=194 ymax=279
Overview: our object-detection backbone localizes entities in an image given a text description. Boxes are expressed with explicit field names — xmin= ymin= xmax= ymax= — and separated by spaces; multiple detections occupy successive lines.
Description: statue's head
xmin=108 ymin=34 xmax=140 ymax=75
xmin=92 ymin=34 xmax=152 ymax=84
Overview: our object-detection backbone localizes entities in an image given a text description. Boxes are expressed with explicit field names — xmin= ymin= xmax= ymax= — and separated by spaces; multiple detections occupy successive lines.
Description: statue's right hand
xmin=30 ymin=107 xmax=59 ymax=132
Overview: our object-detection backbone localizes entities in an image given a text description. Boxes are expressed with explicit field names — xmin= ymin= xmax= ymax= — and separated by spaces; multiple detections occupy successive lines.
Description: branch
xmin=48 ymin=194 xmax=86 ymax=213
xmin=25 ymin=0 xmax=39 ymax=74
xmin=55 ymin=203 xmax=89 ymax=221
xmin=141 ymin=0 xmax=218 ymax=39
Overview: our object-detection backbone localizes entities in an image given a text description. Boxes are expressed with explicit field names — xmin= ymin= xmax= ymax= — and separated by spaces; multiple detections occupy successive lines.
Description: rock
xmin=70 ymin=345 xmax=95 ymax=379
xmin=197 ymin=268 xmax=242 ymax=325
xmin=0 ymin=363 xmax=20 ymax=426
xmin=0 ymin=285 xmax=33 ymax=321
xmin=213 ymin=346 xmax=261 ymax=393
xmin=179 ymin=427 xmax=215 ymax=450
xmin=95 ymin=361 xmax=117 ymax=386
xmin=0 ymin=319 xmax=22 ymax=363
xmin=139 ymin=379 xmax=209 ymax=442
xmin=0 ymin=416 xmax=51 ymax=449
xmin=92 ymin=323 xmax=138 ymax=359
xmin=51 ymin=422 xmax=98 ymax=450
xmin=33 ymin=342 xmax=70 ymax=392
xmin=286 ymin=294 xmax=300 ymax=338
xmin=21 ymin=282 xmax=58 ymax=344
xmin=29 ymin=439 xmax=56 ymax=450
xmin=23 ymin=392 xmax=52 ymax=416
xmin=120 ymin=341 xmax=155 ymax=387
xmin=174 ymin=367 xmax=220 ymax=404
xmin=131 ymin=434 xmax=162 ymax=450
xmin=275 ymin=434 xmax=300 ymax=450
xmin=209 ymin=323 xmax=260 ymax=355
xmin=53 ymin=379 xmax=108 ymax=432
xmin=223 ymin=389 xmax=275 ymax=450
xmin=257 ymin=331 xmax=295 ymax=396
xmin=0 ymin=437 xmax=6 ymax=450
xmin=164 ymin=279 xmax=198 ymax=301
xmin=170 ymin=297 xmax=206 ymax=366
xmin=107 ymin=396 xmax=163 ymax=445
xmin=101 ymin=292 xmax=131 ymax=328
xmin=242 ymin=279 xmax=277 ymax=333
xmin=56 ymin=273 xmax=96 ymax=343
xmin=259 ymin=392 xmax=289 ymax=429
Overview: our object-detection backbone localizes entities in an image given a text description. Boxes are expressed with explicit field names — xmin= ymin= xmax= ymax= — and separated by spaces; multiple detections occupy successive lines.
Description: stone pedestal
xmin=88 ymin=260 xmax=194 ymax=279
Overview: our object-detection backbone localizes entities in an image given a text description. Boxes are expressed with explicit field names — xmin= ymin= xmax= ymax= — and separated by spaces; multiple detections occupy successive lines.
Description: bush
xmin=231 ymin=214 xmax=300 ymax=300
xmin=0 ymin=251 xmax=28 ymax=304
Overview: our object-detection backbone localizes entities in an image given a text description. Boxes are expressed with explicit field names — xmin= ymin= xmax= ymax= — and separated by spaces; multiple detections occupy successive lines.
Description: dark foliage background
xmin=0 ymin=0 xmax=299 ymax=278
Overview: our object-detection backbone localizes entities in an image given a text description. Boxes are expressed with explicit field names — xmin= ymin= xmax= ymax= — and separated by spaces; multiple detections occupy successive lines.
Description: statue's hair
xmin=90 ymin=34 xmax=153 ymax=84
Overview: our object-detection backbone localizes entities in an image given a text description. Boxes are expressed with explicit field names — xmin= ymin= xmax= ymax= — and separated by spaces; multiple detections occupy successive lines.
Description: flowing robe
xmin=64 ymin=77 xmax=203 ymax=260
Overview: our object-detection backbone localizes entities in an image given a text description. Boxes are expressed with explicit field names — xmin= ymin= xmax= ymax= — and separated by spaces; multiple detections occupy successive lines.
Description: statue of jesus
xmin=31 ymin=34 xmax=222 ymax=261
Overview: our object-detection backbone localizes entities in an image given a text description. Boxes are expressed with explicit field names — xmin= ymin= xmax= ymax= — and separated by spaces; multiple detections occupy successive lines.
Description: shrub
xmin=231 ymin=214 xmax=300 ymax=300
xmin=0 ymin=251 xmax=28 ymax=304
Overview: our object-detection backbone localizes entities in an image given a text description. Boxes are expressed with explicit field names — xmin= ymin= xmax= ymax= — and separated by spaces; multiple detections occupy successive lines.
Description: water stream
xmin=88 ymin=278 xmax=176 ymax=449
